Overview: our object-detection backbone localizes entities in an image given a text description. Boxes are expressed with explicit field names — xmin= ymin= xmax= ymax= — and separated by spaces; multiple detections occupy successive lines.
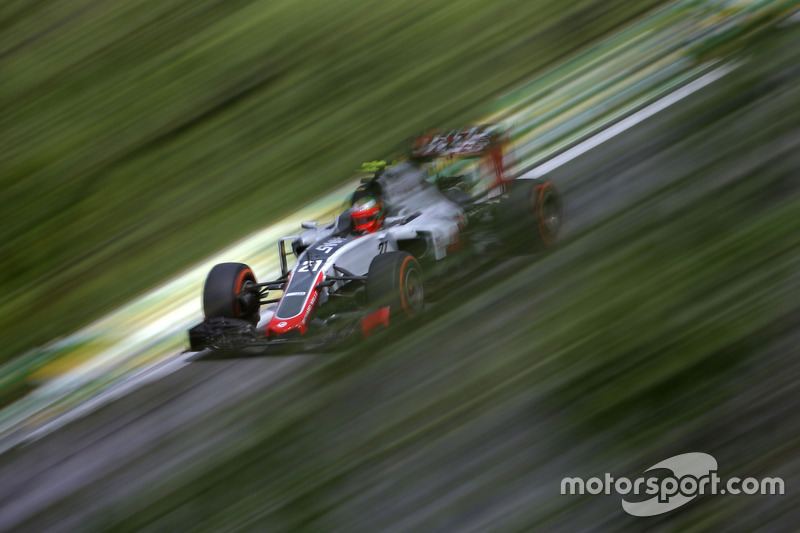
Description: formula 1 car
xmin=188 ymin=126 xmax=562 ymax=352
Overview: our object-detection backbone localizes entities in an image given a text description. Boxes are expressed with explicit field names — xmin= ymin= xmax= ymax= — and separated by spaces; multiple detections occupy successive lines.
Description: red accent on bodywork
xmin=361 ymin=307 xmax=390 ymax=339
xmin=491 ymin=145 xmax=504 ymax=186
xmin=265 ymin=271 xmax=324 ymax=337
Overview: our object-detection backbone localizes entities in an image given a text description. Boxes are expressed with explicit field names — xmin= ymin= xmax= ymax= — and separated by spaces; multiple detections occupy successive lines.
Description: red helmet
xmin=351 ymin=196 xmax=385 ymax=233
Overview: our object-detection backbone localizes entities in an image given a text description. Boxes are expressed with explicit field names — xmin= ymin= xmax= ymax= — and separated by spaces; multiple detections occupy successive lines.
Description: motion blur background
xmin=0 ymin=0 xmax=665 ymax=367
xmin=1 ymin=0 xmax=799 ymax=530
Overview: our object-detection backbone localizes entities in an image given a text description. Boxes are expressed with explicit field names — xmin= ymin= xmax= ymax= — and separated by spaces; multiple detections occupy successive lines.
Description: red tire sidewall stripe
xmin=533 ymin=181 xmax=555 ymax=245
xmin=399 ymin=256 xmax=416 ymax=318
xmin=529 ymin=184 xmax=544 ymax=243
xmin=233 ymin=268 xmax=253 ymax=317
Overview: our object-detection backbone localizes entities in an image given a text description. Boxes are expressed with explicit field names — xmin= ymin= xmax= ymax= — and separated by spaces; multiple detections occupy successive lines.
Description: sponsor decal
xmin=302 ymin=290 xmax=318 ymax=324
xmin=285 ymin=292 xmax=307 ymax=297
xmin=316 ymin=237 xmax=347 ymax=254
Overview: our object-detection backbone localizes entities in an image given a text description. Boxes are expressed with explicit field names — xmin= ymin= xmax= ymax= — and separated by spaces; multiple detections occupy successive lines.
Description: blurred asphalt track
xmin=0 ymin=11 xmax=798 ymax=531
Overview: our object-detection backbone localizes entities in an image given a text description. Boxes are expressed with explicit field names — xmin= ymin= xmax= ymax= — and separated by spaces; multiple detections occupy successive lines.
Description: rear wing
xmin=408 ymin=125 xmax=512 ymax=195
xmin=408 ymin=126 xmax=503 ymax=159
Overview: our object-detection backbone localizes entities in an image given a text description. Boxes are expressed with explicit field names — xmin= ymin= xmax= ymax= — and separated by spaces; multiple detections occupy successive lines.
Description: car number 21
xmin=297 ymin=260 xmax=323 ymax=273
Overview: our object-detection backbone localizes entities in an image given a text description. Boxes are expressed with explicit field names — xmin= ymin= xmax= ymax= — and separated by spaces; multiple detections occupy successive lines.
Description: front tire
xmin=203 ymin=262 xmax=260 ymax=325
xmin=367 ymin=252 xmax=424 ymax=319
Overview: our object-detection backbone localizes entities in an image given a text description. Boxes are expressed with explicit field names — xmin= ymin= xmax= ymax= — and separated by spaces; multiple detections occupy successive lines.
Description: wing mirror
xmin=300 ymin=221 xmax=318 ymax=229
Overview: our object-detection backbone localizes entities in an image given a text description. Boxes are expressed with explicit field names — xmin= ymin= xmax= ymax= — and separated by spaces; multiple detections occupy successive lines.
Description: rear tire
xmin=367 ymin=252 xmax=424 ymax=319
xmin=497 ymin=179 xmax=562 ymax=252
xmin=203 ymin=262 xmax=260 ymax=325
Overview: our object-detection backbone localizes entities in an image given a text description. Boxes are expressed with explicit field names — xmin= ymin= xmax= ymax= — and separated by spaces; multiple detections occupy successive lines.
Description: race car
xmin=188 ymin=126 xmax=562 ymax=352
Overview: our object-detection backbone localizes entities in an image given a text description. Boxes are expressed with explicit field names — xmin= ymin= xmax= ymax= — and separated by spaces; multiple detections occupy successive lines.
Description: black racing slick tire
xmin=367 ymin=252 xmax=424 ymax=318
xmin=203 ymin=262 xmax=260 ymax=325
xmin=498 ymin=179 xmax=562 ymax=252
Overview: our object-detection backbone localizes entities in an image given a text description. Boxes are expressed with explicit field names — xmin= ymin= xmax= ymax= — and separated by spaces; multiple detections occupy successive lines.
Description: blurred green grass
xmin=0 ymin=0 xmax=664 ymax=365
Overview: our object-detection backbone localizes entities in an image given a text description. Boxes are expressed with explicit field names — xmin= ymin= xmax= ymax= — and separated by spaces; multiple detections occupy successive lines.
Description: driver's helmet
xmin=351 ymin=196 xmax=385 ymax=234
